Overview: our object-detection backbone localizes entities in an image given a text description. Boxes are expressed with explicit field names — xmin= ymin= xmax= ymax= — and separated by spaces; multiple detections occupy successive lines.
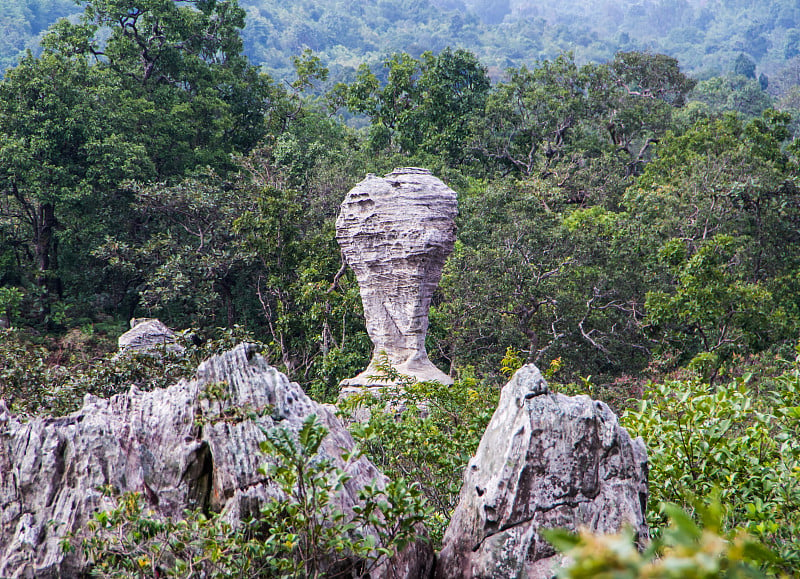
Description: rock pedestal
xmin=435 ymin=365 xmax=649 ymax=579
xmin=336 ymin=168 xmax=457 ymax=392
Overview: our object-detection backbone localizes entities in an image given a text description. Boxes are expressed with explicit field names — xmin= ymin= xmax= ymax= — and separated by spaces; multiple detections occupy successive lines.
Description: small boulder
xmin=117 ymin=318 xmax=184 ymax=355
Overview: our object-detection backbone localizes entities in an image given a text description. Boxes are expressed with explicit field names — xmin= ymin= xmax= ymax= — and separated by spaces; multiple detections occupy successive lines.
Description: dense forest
xmin=9 ymin=0 xmax=800 ymax=83
xmin=1 ymin=0 xmax=799 ymax=575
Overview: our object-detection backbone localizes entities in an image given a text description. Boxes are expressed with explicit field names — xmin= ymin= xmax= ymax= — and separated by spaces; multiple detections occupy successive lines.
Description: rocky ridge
xmin=436 ymin=364 xmax=649 ymax=579
xmin=0 ymin=343 xmax=433 ymax=578
xmin=0 ymin=320 xmax=649 ymax=578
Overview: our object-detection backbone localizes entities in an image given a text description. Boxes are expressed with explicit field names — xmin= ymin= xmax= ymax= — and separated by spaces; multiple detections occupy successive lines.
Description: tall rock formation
xmin=436 ymin=365 xmax=649 ymax=579
xmin=0 ymin=344 xmax=433 ymax=578
xmin=336 ymin=167 xmax=457 ymax=392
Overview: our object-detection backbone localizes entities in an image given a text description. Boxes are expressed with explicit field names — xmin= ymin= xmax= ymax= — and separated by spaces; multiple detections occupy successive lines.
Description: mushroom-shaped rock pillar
xmin=336 ymin=168 xmax=457 ymax=393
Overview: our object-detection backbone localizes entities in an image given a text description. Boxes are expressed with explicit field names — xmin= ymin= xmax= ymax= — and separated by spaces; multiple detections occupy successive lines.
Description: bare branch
xmin=327 ymin=253 xmax=348 ymax=294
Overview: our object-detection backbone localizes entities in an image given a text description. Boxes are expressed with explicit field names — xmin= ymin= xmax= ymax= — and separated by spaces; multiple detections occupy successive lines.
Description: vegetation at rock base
xmin=74 ymin=415 xmax=430 ymax=578
xmin=340 ymin=356 xmax=499 ymax=546
xmin=2 ymin=0 xmax=800 ymax=574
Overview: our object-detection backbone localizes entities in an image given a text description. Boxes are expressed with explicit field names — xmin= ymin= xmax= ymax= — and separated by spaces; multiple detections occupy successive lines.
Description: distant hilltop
xmin=4 ymin=0 xmax=800 ymax=82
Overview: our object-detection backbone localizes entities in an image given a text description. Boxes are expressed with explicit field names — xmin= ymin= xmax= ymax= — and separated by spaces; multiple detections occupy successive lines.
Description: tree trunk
xmin=219 ymin=280 xmax=236 ymax=328
xmin=34 ymin=203 xmax=56 ymax=275
xmin=33 ymin=202 xmax=62 ymax=313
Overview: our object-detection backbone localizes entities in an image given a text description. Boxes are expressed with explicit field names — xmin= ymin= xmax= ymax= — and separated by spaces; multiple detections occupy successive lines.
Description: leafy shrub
xmin=0 ymin=286 xmax=23 ymax=325
xmin=549 ymin=497 xmax=778 ymax=578
xmin=258 ymin=415 xmax=430 ymax=576
xmin=74 ymin=492 xmax=265 ymax=578
xmin=76 ymin=415 xmax=430 ymax=578
xmin=341 ymin=360 xmax=499 ymax=546
xmin=622 ymin=372 xmax=800 ymax=573
xmin=0 ymin=328 xmax=69 ymax=414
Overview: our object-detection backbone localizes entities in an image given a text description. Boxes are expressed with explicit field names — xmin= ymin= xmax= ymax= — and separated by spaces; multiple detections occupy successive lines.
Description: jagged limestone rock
xmin=117 ymin=317 xmax=184 ymax=354
xmin=435 ymin=364 xmax=649 ymax=579
xmin=0 ymin=344 xmax=433 ymax=578
xmin=336 ymin=167 xmax=457 ymax=393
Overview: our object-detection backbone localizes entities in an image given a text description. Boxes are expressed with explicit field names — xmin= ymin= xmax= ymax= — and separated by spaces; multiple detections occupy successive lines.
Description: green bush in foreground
xmin=622 ymin=369 xmax=800 ymax=573
xmin=549 ymin=497 xmax=780 ymax=578
xmin=75 ymin=415 xmax=429 ymax=578
xmin=341 ymin=360 xmax=499 ymax=547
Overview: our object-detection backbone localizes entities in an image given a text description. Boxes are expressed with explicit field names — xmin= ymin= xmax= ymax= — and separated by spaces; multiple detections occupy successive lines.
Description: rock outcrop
xmin=0 ymin=344 xmax=433 ymax=578
xmin=117 ymin=317 xmax=184 ymax=354
xmin=336 ymin=168 xmax=457 ymax=392
xmin=436 ymin=364 xmax=649 ymax=579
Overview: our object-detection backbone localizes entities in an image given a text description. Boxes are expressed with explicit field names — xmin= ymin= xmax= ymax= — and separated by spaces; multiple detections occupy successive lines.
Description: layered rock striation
xmin=436 ymin=364 xmax=649 ymax=579
xmin=0 ymin=344 xmax=433 ymax=578
xmin=336 ymin=167 xmax=457 ymax=391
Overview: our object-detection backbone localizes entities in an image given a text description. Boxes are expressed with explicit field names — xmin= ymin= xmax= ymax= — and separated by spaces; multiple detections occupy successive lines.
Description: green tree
xmin=61 ymin=0 xmax=276 ymax=173
xmin=0 ymin=0 xmax=279 ymax=325
xmin=434 ymin=178 xmax=649 ymax=382
xmin=330 ymin=48 xmax=490 ymax=164
xmin=689 ymin=75 xmax=773 ymax=119
xmin=329 ymin=52 xmax=417 ymax=153
xmin=606 ymin=51 xmax=696 ymax=176
xmin=413 ymin=48 xmax=491 ymax=163
xmin=0 ymin=49 xmax=149 ymax=319
xmin=232 ymin=177 xmax=370 ymax=400
xmin=473 ymin=54 xmax=594 ymax=177
xmin=473 ymin=51 xmax=695 ymax=182
xmin=645 ymin=235 xmax=783 ymax=370
xmin=627 ymin=110 xmax=799 ymax=366
xmin=734 ymin=52 xmax=757 ymax=79
xmin=93 ymin=174 xmax=260 ymax=327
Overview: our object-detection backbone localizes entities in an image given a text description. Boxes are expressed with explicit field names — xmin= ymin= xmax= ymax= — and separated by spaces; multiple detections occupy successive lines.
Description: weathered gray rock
xmin=117 ymin=317 xmax=184 ymax=354
xmin=436 ymin=364 xmax=649 ymax=579
xmin=336 ymin=168 xmax=457 ymax=393
xmin=0 ymin=344 xmax=433 ymax=578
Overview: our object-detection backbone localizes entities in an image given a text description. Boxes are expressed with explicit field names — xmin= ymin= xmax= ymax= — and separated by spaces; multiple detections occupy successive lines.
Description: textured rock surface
xmin=436 ymin=364 xmax=649 ymax=579
xmin=117 ymin=317 xmax=184 ymax=354
xmin=0 ymin=344 xmax=433 ymax=578
xmin=336 ymin=167 xmax=457 ymax=391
